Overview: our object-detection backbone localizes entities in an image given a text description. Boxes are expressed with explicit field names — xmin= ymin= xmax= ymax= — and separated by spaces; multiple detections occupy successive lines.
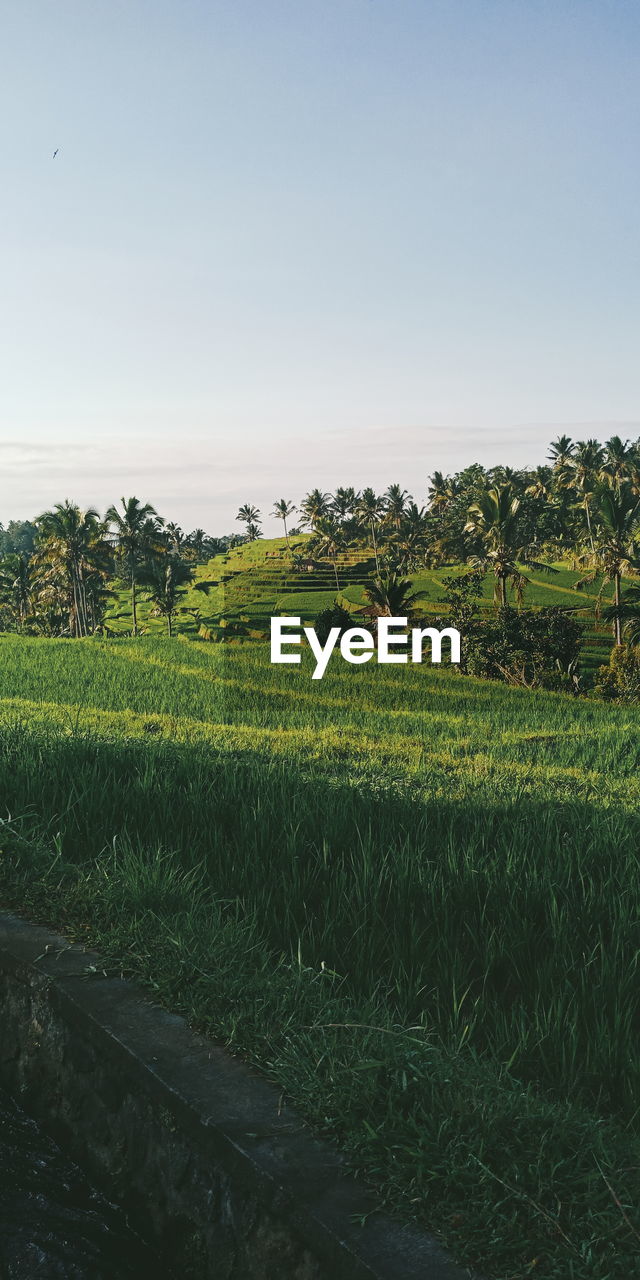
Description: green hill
xmin=105 ymin=535 xmax=617 ymax=681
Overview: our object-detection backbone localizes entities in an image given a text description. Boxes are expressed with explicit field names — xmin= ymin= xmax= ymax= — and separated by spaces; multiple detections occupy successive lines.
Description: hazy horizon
xmin=2 ymin=1 xmax=639 ymax=534
xmin=3 ymin=422 xmax=640 ymax=537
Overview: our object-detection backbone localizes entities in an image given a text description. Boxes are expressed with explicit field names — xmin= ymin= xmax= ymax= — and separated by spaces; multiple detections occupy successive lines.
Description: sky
xmin=1 ymin=0 xmax=639 ymax=534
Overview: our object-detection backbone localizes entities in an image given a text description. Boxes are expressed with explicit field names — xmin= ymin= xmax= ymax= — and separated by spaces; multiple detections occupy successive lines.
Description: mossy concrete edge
xmin=0 ymin=910 xmax=479 ymax=1280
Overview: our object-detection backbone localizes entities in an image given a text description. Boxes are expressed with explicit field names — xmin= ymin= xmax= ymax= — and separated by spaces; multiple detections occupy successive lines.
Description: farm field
xmin=0 ymin=633 xmax=639 ymax=1277
xmin=104 ymin=535 xmax=616 ymax=682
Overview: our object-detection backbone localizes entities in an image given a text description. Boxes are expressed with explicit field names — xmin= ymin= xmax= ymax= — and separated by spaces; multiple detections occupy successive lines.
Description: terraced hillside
xmin=104 ymin=536 xmax=617 ymax=682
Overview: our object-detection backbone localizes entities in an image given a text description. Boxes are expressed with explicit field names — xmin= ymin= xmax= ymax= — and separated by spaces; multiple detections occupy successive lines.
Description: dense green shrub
xmin=466 ymin=606 xmax=584 ymax=690
xmin=313 ymin=602 xmax=354 ymax=646
xmin=594 ymin=643 xmax=640 ymax=702
xmin=440 ymin=574 xmax=583 ymax=689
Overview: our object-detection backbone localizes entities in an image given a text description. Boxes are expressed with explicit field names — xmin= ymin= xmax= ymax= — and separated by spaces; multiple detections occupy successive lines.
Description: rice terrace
xmin=1 ymin=449 xmax=640 ymax=1278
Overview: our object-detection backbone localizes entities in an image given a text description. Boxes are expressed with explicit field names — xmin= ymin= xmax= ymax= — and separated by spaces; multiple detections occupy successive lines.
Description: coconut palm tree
xmin=427 ymin=471 xmax=457 ymax=511
xmin=36 ymin=501 xmax=110 ymax=637
xmin=165 ymin=522 xmax=186 ymax=554
xmin=547 ymin=435 xmax=576 ymax=470
xmin=0 ymin=553 xmax=32 ymax=628
xmin=140 ymin=555 xmax=212 ymax=637
xmin=583 ymin=483 xmax=640 ymax=645
xmin=383 ymin=484 xmax=412 ymax=533
xmin=308 ymin=517 xmax=345 ymax=591
xmin=332 ymin=487 xmax=358 ymax=522
xmin=464 ymin=483 xmax=554 ymax=607
xmin=393 ymin=504 xmax=431 ymax=572
xmin=569 ymin=439 xmax=606 ymax=551
xmin=602 ymin=436 xmax=633 ymax=490
xmin=271 ymin=499 xmax=296 ymax=549
xmin=106 ymin=497 xmax=160 ymax=636
xmin=364 ymin=571 xmax=426 ymax=619
xmin=236 ymin=505 xmax=262 ymax=540
xmin=602 ymin=581 xmax=640 ymax=645
xmin=299 ymin=489 xmax=332 ymax=531
xmin=525 ymin=466 xmax=553 ymax=501
xmin=355 ymin=488 xmax=385 ymax=572
xmin=187 ymin=528 xmax=207 ymax=559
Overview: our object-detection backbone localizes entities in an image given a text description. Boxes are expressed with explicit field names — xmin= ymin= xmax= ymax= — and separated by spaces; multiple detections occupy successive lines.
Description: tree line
xmin=0 ymin=499 xmax=239 ymax=638
xmin=3 ymin=432 xmax=640 ymax=657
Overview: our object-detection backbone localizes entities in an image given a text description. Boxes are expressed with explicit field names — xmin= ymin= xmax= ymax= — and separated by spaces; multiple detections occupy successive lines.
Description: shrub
xmin=594 ymin=644 xmax=640 ymax=702
xmin=313 ymin=603 xmax=355 ymax=646
xmin=439 ymin=575 xmax=583 ymax=689
xmin=466 ymin=606 xmax=584 ymax=690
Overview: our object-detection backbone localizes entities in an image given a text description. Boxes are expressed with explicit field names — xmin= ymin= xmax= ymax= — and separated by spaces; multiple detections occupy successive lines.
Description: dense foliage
xmin=0 ymin=505 xmax=239 ymax=638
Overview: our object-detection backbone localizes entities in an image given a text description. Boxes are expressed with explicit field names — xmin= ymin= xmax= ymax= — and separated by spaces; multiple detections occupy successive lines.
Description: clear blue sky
xmin=2 ymin=0 xmax=639 ymax=532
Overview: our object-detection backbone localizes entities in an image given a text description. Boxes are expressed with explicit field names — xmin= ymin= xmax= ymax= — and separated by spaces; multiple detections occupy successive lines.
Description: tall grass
xmin=0 ymin=634 xmax=638 ymax=1276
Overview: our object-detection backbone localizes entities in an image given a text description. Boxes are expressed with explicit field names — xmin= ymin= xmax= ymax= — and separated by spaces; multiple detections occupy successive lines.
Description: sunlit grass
xmin=0 ymin=632 xmax=639 ymax=1276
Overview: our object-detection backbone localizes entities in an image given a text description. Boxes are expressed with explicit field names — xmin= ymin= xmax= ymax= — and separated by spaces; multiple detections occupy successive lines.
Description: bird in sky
xmin=52 ymin=148 xmax=59 ymax=158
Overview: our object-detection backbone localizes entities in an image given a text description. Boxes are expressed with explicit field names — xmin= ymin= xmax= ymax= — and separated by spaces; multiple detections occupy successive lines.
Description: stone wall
xmin=0 ymin=912 xmax=476 ymax=1280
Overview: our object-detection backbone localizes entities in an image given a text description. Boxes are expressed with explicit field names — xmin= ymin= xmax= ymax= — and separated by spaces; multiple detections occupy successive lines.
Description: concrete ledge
xmin=0 ymin=911 xmax=479 ymax=1279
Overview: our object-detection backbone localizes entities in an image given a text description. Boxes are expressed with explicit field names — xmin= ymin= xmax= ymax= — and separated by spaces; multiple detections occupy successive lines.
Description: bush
xmin=466 ymin=606 xmax=583 ymax=690
xmin=594 ymin=644 xmax=640 ymax=702
xmin=439 ymin=575 xmax=584 ymax=690
xmin=313 ymin=603 xmax=356 ymax=646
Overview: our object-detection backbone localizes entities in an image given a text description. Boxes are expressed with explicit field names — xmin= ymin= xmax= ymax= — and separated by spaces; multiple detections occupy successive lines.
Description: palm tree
xmin=355 ymin=488 xmax=385 ymax=572
xmin=140 ymin=556 xmax=211 ymax=637
xmin=569 ymin=439 xmax=606 ymax=551
xmin=627 ymin=443 xmax=640 ymax=497
xmin=308 ymin=517 xmax=345 ymax=591
xmin=464 ymin=483 xmax=553 ymax=607
xmin=545 ymin=442 xmax=577 ymax=545
xmin=271 ymin=499 xmax=296 ymax=550
xmin=585 ymin=483 xmax=640 ymax=645
xmin=0 ymin=553 xmax=32 ymax=628
xmin=364 ymin=571 xmax=425 ymax=619
xmin=187 ymin=528 xmax=207 ymax=559
xmin=106 ymin=497 xmax=160 ymax=636
xmin=332 ymin=487 xmax=358 ymax=522
xmin=547 ymin=435 xmax=576 ymax=469
xmin=236 ymin=505 xmax=262 ymax=540
xmin=394 ymin=503 xmax=430 ymax=572
xmin=383 ymin=484 xmax=412 ymax=532
xmin=427 ymin=471 xmax=457 ymax=511
xmin=602 ymin=581 xmax=640 ymax=645
xmin=299 ymin=489 xmax=332 ymax=531
xmin=165 ymin=522 xmax=185 ymax=554
xmin=490 ymin=465 xmax=519 ymax=487
xmin=602 ymin=436 xmax=633 ymax=490
xmin=36 ymin=501 xmax=110 ymax=637
xmin=525 ymin=466 xmax=553 ymax=501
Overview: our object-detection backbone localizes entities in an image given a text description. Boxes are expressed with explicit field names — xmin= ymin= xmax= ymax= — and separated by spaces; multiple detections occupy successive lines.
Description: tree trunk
xmin=167 ymin=611 xmax=173 ymax=637
xmin=78 ymin=571 xmax=88 ymax=637
xmin=71 ymin=565 xmax=85 ymax=637
xmin=333 ymin=556 xmax=340 ymax=592
xmin=614 ymin=571 xmax=622 ymax=646
xmin=500 ymin=574 xmax=507 ymax=608
xmin=371 ymin=521 xmax=380 ymax=573
xmin=131 ymin=572 xmax=138 ymax=636
xmin=585 ymin=499 xmax=595 ymax=554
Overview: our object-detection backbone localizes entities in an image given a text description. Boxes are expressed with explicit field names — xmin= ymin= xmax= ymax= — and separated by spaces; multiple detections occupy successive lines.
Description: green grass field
xmin=0 ymin=629 xmax=639 ymax=1278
